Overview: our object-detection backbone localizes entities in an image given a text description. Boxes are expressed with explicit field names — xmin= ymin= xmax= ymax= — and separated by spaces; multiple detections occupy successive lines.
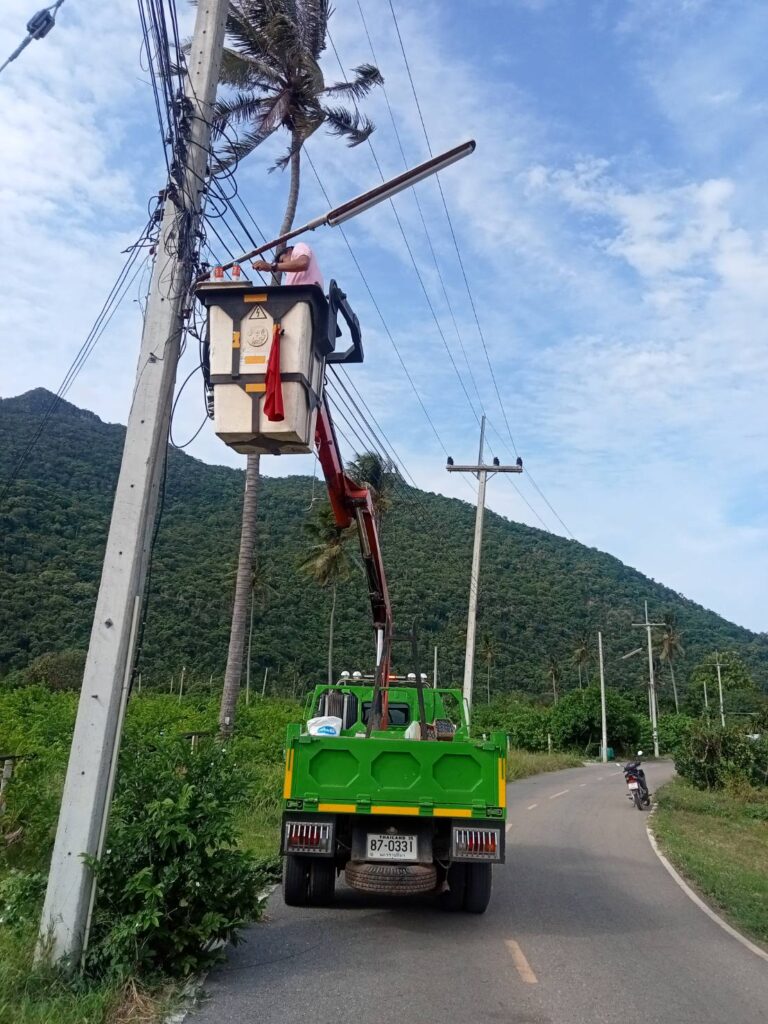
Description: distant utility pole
xmin=446 ymin=416 xmax=522 ymax=716
xmin=433 ymin=645 xmax=438 ymax=689
xmin=598 ymin=631 xmax=608 ymax=763
xmin=715 ymin=653 xmax=726 ymax=728
xmin=632 ymin=602 xmax=664 ymax=758
xmin=38 ymin=0 xmax=229 ymax=966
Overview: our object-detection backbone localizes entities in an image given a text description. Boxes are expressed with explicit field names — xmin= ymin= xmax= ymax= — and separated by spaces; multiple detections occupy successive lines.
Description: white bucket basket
xmin=195 ymin=282 xmax=337 ymax=455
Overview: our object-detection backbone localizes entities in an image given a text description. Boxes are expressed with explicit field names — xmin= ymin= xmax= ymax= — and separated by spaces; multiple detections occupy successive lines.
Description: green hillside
xmin=1 ymin=389 xmax=767 ymax=699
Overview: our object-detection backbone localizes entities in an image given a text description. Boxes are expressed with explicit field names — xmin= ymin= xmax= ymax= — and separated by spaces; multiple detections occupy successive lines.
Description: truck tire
xmin=440 ymin=862 xmax=467 ymax=911
xmin=283 ymin=854 xmax=310 ymax=906
xmin=308 ymin=858 xmax=336 ymax=905
xmin=463 ymin=863 xmax=492 ymax=914
xmin=345 ymin=860 xmax=437 ymax=895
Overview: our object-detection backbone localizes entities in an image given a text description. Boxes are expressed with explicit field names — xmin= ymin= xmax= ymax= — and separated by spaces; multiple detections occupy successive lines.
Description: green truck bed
xmin=283 ymin=725 xmax=507 ymax=821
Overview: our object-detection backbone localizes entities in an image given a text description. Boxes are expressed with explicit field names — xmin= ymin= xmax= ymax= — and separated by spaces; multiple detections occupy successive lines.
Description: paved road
xmin=190 ymin=763 xmax=768 ymax=1024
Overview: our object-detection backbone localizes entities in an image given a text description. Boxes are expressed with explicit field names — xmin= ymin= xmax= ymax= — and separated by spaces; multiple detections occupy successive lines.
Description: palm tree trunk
xmin=327 ymin=583 xmax=337 ymax=687
xmin=221 ymin=135 xmax=303 ymax=736
xmin=487 ymin=663 xmax=491 ymax=704
xmin=670 ymin=662 xmax=679 ymax=714
xmin=578 ymin=664 xmax=582 ymax=690
xmin=551 ymin=670 xmax=558 ymax=704
xmin=219 ymin=454 xmax=260 ymax=737
xmin=272 ymin=133 xmax=302 ymax=279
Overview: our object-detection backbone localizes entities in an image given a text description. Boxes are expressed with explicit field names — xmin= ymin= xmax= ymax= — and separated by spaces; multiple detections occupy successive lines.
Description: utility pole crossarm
xmin=446 ymin=464 xmax=523 ymax=474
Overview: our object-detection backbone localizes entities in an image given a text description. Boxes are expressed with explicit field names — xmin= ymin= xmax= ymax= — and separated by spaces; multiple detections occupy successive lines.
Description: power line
xmin=1 ymin=1 xmax=67 ymax=75
xmin=0 ymin=215 xmax=158 ymax=505
xmin=383 ymin=0 xmax=574 ymax=540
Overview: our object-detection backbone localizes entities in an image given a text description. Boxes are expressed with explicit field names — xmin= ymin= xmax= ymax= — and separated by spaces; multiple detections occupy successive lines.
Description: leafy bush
xmin=472 ymin=698 xmax=550 ymax=751
xmin=0 ymin=869 xmax=46 ymax=928
xmin=675 ymin=723 xmax=768 ymax=790
xmin=84 ymin=736 xmax=268 ymax=979
xmin=549 ymin=686 xmax=641 ymax=754
xmin=656 ymin=713 xmax=696 ymax=755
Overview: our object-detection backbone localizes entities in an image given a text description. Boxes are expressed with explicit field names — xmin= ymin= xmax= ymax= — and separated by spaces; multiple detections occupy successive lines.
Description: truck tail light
xmin=452 ymin=827 xmax=501 ymax=861
xmin=284 ymin=821 xmax=334 ymax=855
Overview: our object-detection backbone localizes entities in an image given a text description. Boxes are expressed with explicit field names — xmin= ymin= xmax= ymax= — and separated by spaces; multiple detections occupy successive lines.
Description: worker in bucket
xmin=252 ymin=242 xmax=323 ymax=288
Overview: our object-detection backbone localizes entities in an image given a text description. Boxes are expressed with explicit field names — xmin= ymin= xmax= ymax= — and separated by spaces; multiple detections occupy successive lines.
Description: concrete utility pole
xmin=632 ymin=602 xmax=664 ymax=758
xmin=446 ymin=416 xmax=522 ymax=717
xmin=433 ymin=645 xmax=438 ymax=689
xmin=598 ymin=631 xmax=608 ymax=763
xmin=715 ymin=653 xmax=726 ymax=728
xmin=38 ymin=0 xmax=229 ymax=965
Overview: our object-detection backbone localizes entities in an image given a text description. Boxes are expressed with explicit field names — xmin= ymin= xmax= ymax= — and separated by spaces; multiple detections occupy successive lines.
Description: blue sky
xmin=1 ymin=0 xmax=767 ymax=632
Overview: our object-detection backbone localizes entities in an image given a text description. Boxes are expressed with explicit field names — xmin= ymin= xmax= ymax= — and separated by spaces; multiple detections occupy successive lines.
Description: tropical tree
xmin=481 ymin=634 xmax=495 ymax=704
xmin=572 ymin=635 xmax=590 ymax=689
xmin=546 ymin=656 xmax=560 ymax=705
xmin=300 ymin=503 xmax=355 ymax=685
xmin=658 ymin=612 xmax=683 ymax=713
xmin=215 ymin=1 xmax=382 ymax=735
xmin=346 ymin=451 xmax=395 ymax=526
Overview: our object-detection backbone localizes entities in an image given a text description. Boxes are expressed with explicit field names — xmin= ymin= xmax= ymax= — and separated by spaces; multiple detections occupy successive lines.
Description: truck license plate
xmin=366 ymin=833 xmax=417 ymax=861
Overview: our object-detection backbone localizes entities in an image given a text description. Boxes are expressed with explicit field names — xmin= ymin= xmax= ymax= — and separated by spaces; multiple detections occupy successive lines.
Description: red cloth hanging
xmin=264 ymin=322 xmax=285 ymax=422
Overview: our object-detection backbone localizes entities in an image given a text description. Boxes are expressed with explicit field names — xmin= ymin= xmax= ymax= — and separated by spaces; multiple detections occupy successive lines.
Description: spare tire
xmin=345 ymin=860 xmax=437 ymax=895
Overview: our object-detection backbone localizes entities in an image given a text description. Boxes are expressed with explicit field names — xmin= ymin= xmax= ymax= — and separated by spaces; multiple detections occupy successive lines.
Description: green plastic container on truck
xmin=280 ymin=680 xmax=507 ymax=913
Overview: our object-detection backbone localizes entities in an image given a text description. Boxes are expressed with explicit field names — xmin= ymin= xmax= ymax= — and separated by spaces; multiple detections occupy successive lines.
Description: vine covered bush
xmin=675 ymin=724 xmax=768 ymax=790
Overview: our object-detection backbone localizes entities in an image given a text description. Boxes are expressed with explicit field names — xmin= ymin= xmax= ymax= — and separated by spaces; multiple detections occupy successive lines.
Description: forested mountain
xmin=2 ymin=389 xmax=767 ymax=699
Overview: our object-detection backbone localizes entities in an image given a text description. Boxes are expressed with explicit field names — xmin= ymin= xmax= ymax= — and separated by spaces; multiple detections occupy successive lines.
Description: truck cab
xmin=281 ymin=677 xmax=507 ymax=913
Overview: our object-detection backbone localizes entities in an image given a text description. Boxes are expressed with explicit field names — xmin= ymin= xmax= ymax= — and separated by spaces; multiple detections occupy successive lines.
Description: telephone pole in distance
xmin=632 ymin=601 xmax=665 ymax=758
xmin=38 ymin=0 xmax=230 ymax=965
xmin=446 ymin=415 xmax=522 ymax=719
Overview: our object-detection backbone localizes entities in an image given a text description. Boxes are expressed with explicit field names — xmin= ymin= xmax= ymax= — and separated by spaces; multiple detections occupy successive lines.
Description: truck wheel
xmin=440 ymin=862 xmax=467 ymax=912
xmin=463 ymin=863 xmax=492 ymax=914
xmin=283 ymin=855 xmax=310 ymax=906
xmin=308 ymin=858 xmax=336 ymax=906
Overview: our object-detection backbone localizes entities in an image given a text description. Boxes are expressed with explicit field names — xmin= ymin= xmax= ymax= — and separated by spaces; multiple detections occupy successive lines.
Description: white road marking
xmin=597 ymin=776 xmax=603 ymax=780
xmin=527 ymin=803 xmax=538 ymax=810
xmin=549 ymin=789 xmax=569 ymax=799
xmin=505 ymin=822 xmax=513 ymax=833
xmin=505 ymin=939 xmax=538 ymax=984
xmin=645 ymin=818 xmax=768 ymax=965
xmin=579 ymin=783 xmax=587 ymax=787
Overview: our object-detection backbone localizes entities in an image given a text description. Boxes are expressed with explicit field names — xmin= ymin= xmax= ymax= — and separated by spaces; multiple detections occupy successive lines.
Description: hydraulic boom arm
xmin=315 ymin=399 xmax=393 ymax=720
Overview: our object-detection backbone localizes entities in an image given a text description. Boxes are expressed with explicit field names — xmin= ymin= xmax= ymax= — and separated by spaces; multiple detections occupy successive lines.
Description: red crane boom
xmin=314 ymin=400 xmax=393 ymax=724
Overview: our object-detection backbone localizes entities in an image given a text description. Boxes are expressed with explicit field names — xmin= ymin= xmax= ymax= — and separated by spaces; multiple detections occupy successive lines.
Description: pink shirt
xmin=286 ymin=242 xmax=324 ymax=289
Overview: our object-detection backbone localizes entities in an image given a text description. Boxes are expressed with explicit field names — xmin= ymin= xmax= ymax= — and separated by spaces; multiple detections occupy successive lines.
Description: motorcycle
xmin=623 ymin=751 xmax=650 ymax=810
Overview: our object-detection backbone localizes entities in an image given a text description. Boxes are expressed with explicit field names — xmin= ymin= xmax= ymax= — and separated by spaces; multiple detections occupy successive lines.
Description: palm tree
xmin=215 ymin=1 xmax=382 ymax=735
xmin=659 ymin=612 xmax=684 ymax=713
xmin=572 ymin=635 xmax=590 ymax=689
xmin=547 ymin=656 xmax=560 ymax=705
xmin=300 ymin=503 xmax=355 ymax=685
xmin=346 ymin=451 xmax=395 ymax=525
xmin=481 ymin=634 xmax=495 ymax=704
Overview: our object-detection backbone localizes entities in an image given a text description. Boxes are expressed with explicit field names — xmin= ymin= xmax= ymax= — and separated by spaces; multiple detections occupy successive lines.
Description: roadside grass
xmin=0 ymin=925 xmax=176 ymax=1024
xmin=653 ymin=778 xmax=768 ymax=946
xmin=507 ymin=750 xmax=583 ymax=780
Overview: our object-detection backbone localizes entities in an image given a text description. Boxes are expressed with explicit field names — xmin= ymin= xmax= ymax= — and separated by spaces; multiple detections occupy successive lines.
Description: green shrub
xmin=84 ymin=737 xmax=267 ymax=979
xmin=656 ymin=713 xmax=696 ymax=755
xmin=472 ymin=698 xmax=550 ymax=751
xmin=549 ymin=686 xmax=641 ymax=753
xmin=675 ymin=723 xmax=767 ymax=790
xmin=0 ymin=869 xmax=46 ymax=928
